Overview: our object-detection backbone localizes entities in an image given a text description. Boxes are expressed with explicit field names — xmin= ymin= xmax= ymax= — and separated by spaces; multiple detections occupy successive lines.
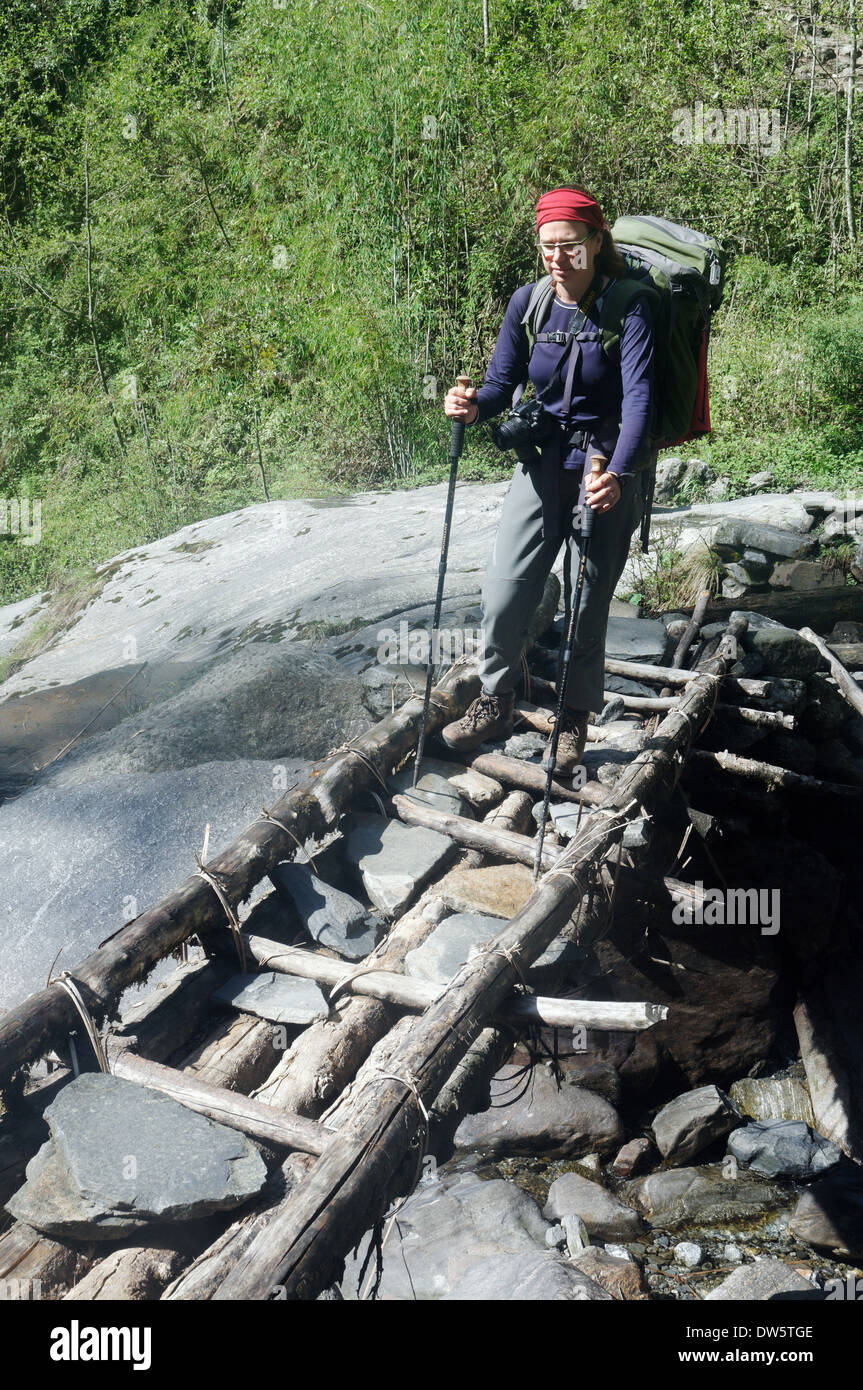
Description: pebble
xmin=724 ymin=1243 xmax=743 ymax=1263
xmin=674 ymin=1241 xmax=703 ymax=1269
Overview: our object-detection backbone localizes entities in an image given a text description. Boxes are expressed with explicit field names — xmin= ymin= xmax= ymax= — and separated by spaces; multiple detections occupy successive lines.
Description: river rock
xmin=5 ymin=1074 xmax=267 ymax=1239
xmin=652 ymin=1085 xmax=743 ymax=1165
xmin=742 ymin=548 xmax=772 ymax=580
xmin=769 ymin=559 xmax=846 ymax=591
xmin=674 ymin=1241 xmax=702 ymax=1268
xmin=625 ymin=1165 xmax=785 ymax=1229
xmin=611 ymin=1137 xmax=655 ymax=1178
xmin=340 ymin=1169 xmax=609 ymax=1300
xmin=571 ymin=1246 xmax=649 ymax=1299
xmin=270 ymin=862 xmax=383 ymax=960
xmin=788 ymin=1163 xmax=863 ymax=1259
xmin=342 ymin=813 xmax=457 ymax=916
xmin=729 ymin=1074 xmax=816 ymax=1126
xmin=542 ymin=1172 xmax=644 ymax=1241
xmin=453 ymin=1063 xmax=623 ymax=1159
xmin=211 ymin=971 xmax=329 ymax=1025
xmin=727 ymin=1119 xmax=842 ymax=1180
xmin=605 ymin=616 xmax=667 ymax=665
xmin=500 ymin=731 xmax=546 ymax=761
xmin=704 ymin=1259 xmax=820 ymax=1301
xmin=435 ymin=863 xmax=533 ymax=919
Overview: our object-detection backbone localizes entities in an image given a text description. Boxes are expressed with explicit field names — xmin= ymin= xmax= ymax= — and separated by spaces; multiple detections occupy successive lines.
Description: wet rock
xmin=342 ymin=813 xmax=457 ymax=917
xmin=211 ymin=972 xmax=329 ymax=1025
xmin=542 ymin=1172 xmax=644 ymax=1241
xmin=5 ymin=1074 xmax=266 ymax=1240
xmin=704 ymin=1259 xmax=820 ymax=1301
xmin=270 ymin=862 xmax=383 ymax=960
xmin=652 ymin=1085 xmax=744 ymax=1165
xmin=611 ymin=1137 xmax=654 ymax=1178
xmin=571 ymin=1246 xmax=649 ymax=1299
xmin=436 ymin=863 xmax=533 ymax=920
xmin=789 ymin=1164 xmax=863 ymax=1259
xmin=454 ymin=1063 xmax=623 ymax=1160
xmin=727 ymin=1120 xmax=842 ymax=1180
xmin=340 ymin=1169 xmax=609 ymax=1301
xmin=729 ymin=1075 xmax=816 ymax=1127
xmin=625 ymin=1165 xmax=786 ymax=1229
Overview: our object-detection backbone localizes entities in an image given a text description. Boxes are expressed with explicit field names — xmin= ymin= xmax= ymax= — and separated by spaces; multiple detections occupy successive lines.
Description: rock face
xmin=342 ymin=813 xmax=458 ymax=917
xmin=5 ymin=1074 xmax=267 ymax=1240
xmin=652 ymin=1086 xmax=743 ymax=1165
xmin=453 ymin=1063 xmax=623 ymax=1159
xmin=625 ymin=1165 xmax=786 ymax=1229
xmin=704 ymin=1260 xmax=819 ymax=1302
xmin=542 ymin=1172 xmax=644 ymax=1241
xmin=727 ymin=1120 xmax=842 ymax=1180
xmin=211 ymin=972 xmax=330 ymax=1025
xmin=340 ymin=1169 xmax=610 ymax=1301
xmin=270 ymin=862 xmax=382 ymax=960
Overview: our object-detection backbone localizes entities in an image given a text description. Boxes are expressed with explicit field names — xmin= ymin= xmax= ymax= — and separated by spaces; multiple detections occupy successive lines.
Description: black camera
xmin=489 ymin=397 xmax=556 ymax=462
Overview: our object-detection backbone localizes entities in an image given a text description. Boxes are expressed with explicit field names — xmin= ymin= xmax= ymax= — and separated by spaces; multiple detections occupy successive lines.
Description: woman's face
xmin=537 ymin=219 xmax=601 ymax=290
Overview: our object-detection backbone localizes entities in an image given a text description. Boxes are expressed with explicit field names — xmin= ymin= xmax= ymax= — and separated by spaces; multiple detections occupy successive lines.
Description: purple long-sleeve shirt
xmin=473 ymin=278 xmax=655 ymax=479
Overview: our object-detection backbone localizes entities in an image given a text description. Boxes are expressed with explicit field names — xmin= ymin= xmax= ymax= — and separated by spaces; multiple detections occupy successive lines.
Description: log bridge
xmin=0 ymin=588 xmax=858 ymax=1302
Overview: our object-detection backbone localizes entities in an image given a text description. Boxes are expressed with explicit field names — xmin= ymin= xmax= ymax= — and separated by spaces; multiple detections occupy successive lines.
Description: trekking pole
xmin=532 ymin=452 xmax=606 ymax=879
xmin=413 ymin=375 xmax=472 ymax=786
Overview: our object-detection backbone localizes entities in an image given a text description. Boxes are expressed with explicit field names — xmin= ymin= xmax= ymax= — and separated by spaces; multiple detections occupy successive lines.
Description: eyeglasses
xmin=535 ymin=234 xmax=594 ymax=258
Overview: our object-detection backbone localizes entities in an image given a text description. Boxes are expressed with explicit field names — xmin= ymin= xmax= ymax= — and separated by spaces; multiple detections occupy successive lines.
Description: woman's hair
xmin=594 ymin=228 xmax=630 ymax=279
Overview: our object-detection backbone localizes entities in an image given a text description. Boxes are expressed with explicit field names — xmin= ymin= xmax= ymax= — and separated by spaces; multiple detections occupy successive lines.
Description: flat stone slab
xmin=437 ymin=863 xmax=534 ymax=919
xmin=405 ymin=912 xmax=583 ymax=985
xmin=212 ymin=971 xmax=330 ymax=1025
xmin=604 ymin=616 xmax=666 ymax=665
xmin=343 ymin=813 xmax=457 ymax=917
xmin=388 ymin=769 xmax=473 ymax=818
xmin=729 ymin=1074 xmax=816 ymax=1127
xmin=5 ymin=1074 xmax=267 ymax=1240
xmin=270 ymin=861 xmax=382 ymax=961
xmin=392 ymin=759 xmax=502 ymax=811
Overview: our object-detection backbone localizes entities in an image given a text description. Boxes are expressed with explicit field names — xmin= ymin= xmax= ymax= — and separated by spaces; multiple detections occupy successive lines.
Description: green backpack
xmin=521 ymin=214 xmax=727 ymax=547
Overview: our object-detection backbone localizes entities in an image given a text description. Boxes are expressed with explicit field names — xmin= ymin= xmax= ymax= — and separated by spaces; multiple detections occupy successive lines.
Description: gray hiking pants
xmin=479 ymin=462 xmax=644 ymax=714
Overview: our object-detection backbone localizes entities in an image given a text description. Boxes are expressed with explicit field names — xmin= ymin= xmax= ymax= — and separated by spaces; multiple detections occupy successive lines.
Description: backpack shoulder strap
xmin=520 ymin=275 xmax=554 ymax=354
xmin=598 ymin=277 xmax=661 ymax=352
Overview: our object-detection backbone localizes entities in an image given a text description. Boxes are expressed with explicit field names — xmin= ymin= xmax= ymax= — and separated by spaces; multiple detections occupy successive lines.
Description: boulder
xmin=625 ymin=1165 xmax=787 ymax=1230
xmin=727 ymin=1120 xmax=842 ymax=1180
xmin=5 ymin=1074 xmax=267 ymax=1240
xmin=710 ymin=518 xmax=817 ymax=561
xmin=542 ymin=1172 xmax=644 ymax=1241
xmin=453 ymin=1063 xmax=623 ymax=1159
xmin=769 ymin=559 xmax=846 ymax=592
xmin=270 ymin=862 xmax=383 ymax=960
xmin=652 ymin=1085 xmax=743 ymax=1165
xmin=570 ymin=1246 xmax=649 ymax=1299
xmin=704 ymin=1260 xmax=819 ymax=1301
xmin=788 ymin=1163 xmax=863 ymax=1259
xmin=339 ymin=1168 xmax=609 ymax=1301
xmin=653 ymin=457 xmax=687 ymax=502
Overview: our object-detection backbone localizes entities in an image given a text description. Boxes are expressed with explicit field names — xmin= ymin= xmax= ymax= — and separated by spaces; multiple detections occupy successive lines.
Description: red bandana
xmin=535 ymin=187 xmax=607 ymax=232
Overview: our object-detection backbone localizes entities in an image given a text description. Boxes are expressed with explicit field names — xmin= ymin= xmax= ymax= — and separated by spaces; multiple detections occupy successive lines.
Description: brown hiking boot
xmin=546 ymin=707 xmax=589 ymax=776
xmin=441 ymin=690 xmax=515 ymax=752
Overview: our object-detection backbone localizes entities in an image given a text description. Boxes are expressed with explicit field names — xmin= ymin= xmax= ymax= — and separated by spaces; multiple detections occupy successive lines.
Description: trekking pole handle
xmin=450 ymin=375 xmax=473 ymax=457
xmin=581 ymin=453 xmax=606 ymax=540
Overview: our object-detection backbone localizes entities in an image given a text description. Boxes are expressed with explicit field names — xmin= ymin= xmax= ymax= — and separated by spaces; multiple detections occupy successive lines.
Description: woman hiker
xmin=441 ymin=186 xmax=656 ymax=774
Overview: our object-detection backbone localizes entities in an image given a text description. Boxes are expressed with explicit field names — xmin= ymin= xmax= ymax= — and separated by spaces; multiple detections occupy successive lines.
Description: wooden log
xmin=241 ymin=935 xmax=665 ymax=1031
xmin=687 ymin=748 xmax=863 ymax=797
xmin=210 ymin=641 xmax=735 ymax=1300
xmin=704 ymin=585 xmax=863 ymax=627
xmin=390 ymin=792 xmax=559 ymax=871
xmin=461 ymin=751 xmax=608 ymax=806
xmin=107 ymin=1050 xmax=330 ymax=1155
xmin=481 ymin=789 xmax=535 ymax=836
xmin=672 ymin=589 xmax=712 ymax=668
xmin=800 ymin=626 xmax=863 ymax=718
xmin=604 ymin=656 xmax=771 ymax=697
xmin=114 ymin=955 xmax=235 ymax=1064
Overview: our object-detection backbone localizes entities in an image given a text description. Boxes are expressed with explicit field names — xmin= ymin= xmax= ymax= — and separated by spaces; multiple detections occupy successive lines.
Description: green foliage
xmin=0 ymin=0 xmax=862 ymax=602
